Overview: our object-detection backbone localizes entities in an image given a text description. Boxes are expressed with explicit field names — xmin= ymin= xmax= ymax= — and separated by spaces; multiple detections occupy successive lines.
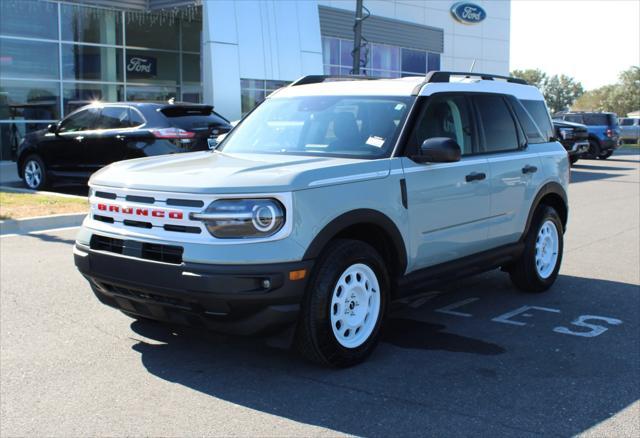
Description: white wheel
xmin=535 ymin=220 xmax=559 ymax=279
xmin=24 ymin=159 xmax=43 ymax=189
xmin=330 ymin=263 xmax=381 ymax=349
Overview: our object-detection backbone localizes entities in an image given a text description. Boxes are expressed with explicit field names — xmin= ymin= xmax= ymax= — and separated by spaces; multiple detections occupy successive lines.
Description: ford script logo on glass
xmin=126 ymin=56 xmax=157 ymax=78
xmin=450 ymin=2 xmax=487 ymax=24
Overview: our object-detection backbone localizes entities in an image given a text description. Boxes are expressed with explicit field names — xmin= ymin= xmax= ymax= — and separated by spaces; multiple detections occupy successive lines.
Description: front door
xmin=401 ymin=94 xmax=492 ymax=271
xmin=45 ymin=107 xmax=99 ymax=174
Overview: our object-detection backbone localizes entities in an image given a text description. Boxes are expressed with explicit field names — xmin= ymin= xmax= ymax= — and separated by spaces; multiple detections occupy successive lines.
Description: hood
xmin=90 ymin=151 xmax=391 ymax=194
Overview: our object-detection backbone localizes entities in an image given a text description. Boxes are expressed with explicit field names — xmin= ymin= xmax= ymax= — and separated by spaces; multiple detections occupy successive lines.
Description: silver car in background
xmin=619 ymin=117 xmax=640 ymax=145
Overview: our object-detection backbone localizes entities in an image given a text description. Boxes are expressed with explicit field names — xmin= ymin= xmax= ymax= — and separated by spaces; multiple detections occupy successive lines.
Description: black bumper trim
xmin=74 ymin=243 xmax=313 ymax=335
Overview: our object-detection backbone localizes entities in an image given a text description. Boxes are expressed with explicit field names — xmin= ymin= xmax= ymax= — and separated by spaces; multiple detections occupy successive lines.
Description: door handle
xmin=115 ymin=135 xmax=125 ymax=141
xmin=522 ymin=165 xmax=538 ymax=174
xmin=465 ymin=172 xmax=486 ymax=182
xmin=74 ymin=136 xmax=84 ymax=142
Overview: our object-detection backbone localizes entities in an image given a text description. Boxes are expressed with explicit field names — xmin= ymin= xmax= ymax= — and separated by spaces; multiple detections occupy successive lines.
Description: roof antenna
xmin=469 ymin=59 xmax=477 ymax=73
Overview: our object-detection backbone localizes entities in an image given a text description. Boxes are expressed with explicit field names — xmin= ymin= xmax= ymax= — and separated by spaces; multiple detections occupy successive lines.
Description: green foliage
xmin=573 ymin=66 xmax=640 ymax=116
xmin=510 ymin=69 xmax=584 ymax=114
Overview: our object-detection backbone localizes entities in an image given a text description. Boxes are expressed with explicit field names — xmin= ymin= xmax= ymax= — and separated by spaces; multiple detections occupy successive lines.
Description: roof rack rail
xmin=289 ymin=74 xmax=381 ymax=87
xmin=424 ymin=71 xmax=528 ymax=85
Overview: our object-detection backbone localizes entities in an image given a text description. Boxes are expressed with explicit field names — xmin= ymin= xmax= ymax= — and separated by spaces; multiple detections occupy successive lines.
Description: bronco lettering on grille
xmin=96 ymin=203 xmax=184 ymax=220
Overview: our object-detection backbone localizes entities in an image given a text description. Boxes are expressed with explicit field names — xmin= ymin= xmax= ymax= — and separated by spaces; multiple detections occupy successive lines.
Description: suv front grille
xmin=90 ymin=235 xmax=183 ymax=264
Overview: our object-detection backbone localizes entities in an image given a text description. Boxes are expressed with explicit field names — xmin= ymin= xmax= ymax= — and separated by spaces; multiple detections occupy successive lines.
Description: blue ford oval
xmin=450 ymin=2 xmax=487 ymax=24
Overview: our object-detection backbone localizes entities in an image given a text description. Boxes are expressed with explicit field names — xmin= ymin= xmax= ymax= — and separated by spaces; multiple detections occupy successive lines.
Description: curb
xmin=0 ymin=185 xmax=87 ymax=200
xmin=0 ymin=213 xmax=86 ymax=236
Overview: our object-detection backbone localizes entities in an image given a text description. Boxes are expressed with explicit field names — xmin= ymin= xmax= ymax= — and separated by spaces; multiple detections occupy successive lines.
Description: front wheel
xmin=21 ymin=154 xmax=48 ymax=190
xmin=295 ymin=239 xmax=388 ymax=367
xmin=509 ymin=205 xmax=564 ymax=293
xmin=587 ymin=139 xmax=601 ymax=159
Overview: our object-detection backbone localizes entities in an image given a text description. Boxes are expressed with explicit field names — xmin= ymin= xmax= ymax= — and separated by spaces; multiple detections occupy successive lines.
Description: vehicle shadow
xmin=572 ymin=164 xmax=634 ymax=172
xmin=128 ymin=273 xmax=639 ymax=437
xmin=569 ymin=169 xmax=624 ymax=183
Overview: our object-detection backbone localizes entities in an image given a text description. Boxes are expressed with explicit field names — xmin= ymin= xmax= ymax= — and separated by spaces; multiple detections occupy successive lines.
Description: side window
xmin=58 ymin=108 xmax=99 ymax=133
xmin=510 ymin=98 xmax=546 ymax=144
xmin=410 ymin=95 xmax=475 ymax=155
xmin=473 ymin=95 xmax=519 ymax=153
xmin=96 ymin=107 xmax=130 ymax=129
xmin=565 ymin=114 xmax=583 ymax=123
xmin=521 ymin=99 xmax=554 ymax=141
xmin=128 ymin=108 xmax=145 ymax=127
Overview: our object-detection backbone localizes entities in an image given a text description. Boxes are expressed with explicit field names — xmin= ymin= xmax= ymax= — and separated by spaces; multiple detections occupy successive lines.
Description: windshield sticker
xmin=366 ymin=136 xmax=385 ymax=148
xmin=394 ymin=103 xmax=405 ymax=111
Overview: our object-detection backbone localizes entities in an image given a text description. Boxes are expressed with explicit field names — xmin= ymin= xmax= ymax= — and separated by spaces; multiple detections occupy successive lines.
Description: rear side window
xmin=96 ymin=107 xmax=130 ymax=129
xmin=521 ymin=99 xmax=554 ymax=141
xmin=161 ymin=106 xmax=230 ymax=131
xmin=129 ymin=108 xmax=145 ymax=127
xmin=473 ymin=95 xmax=519 ymax=153
xmin=510 ymin=98 xmax=546 ymax=144
xmin=582 ymin=114 xmax=609 ymax=125
xmin=564 ymin=114 xmax=583 ymax=123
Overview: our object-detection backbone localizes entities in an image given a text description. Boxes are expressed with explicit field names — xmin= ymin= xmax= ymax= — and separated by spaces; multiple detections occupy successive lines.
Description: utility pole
xmin=352 ymin=0 xmax=364 ymax=75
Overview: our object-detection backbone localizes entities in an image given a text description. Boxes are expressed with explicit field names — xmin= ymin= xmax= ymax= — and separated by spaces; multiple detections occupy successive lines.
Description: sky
xmin=510 ymin=0 xmax=640 ymax=90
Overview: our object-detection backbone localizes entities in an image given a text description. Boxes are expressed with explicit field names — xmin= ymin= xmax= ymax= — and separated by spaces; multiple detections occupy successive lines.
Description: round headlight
xmin=191 ymin=198 xmax=285 ymax=239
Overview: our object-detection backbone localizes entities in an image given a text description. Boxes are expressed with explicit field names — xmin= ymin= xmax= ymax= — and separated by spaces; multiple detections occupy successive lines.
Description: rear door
xmin=401 ymin=93 xmax=493 ymax=269
xmin=85 ymin=106 xmax=132 ymax=173
xmin=474 ymin=94 xmax=545 ymax=247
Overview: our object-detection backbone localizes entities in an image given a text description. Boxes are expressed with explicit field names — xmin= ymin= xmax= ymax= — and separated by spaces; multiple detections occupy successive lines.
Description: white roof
xmin=271 ymin=75 xmax=545 ymax=101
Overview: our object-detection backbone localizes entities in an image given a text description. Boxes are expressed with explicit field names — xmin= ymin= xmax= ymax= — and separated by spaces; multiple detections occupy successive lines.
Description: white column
xmin=202 ymin=0 xmax=242 ymax=120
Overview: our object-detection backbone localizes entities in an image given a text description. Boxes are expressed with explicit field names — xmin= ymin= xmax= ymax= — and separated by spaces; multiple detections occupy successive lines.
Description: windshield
xmin=219 ymin=96 xmax=413 ymax=159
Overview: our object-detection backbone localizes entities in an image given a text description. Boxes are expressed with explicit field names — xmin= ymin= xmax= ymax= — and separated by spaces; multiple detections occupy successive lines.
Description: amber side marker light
xmin=289 ymin=269 xmax=307 ymax=281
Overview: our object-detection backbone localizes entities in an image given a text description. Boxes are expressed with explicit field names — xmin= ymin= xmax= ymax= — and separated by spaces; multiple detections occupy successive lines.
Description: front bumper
xmin=565 ymin=140 xmax=590 ymax=156
xmin=74 ymin=242 xmax=313 ymax=335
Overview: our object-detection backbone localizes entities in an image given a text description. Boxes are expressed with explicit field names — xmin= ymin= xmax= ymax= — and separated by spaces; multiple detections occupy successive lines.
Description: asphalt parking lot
xmin=1 ymin=150 xmax=639 ymax=437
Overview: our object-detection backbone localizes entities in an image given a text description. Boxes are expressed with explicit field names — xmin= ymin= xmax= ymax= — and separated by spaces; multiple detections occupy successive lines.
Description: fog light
xmin=262 ymin=279 xmax=271 ymax=289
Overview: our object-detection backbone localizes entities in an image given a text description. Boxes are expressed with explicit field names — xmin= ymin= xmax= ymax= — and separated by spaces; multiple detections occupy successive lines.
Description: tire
xmin=597 ymin=149 xmax=613 ymax=160
xmin=509 ymin=205 xmax=564 ymax=293
xmin=295 ymin=239 xmax=389 ymax=367
xmin=569 ymin=155 xmax=579 ymax=165
xmin=587 ymin=139 xmax=601 ymax=159
xmin=21 ymin=154 xmax=48 ymax=190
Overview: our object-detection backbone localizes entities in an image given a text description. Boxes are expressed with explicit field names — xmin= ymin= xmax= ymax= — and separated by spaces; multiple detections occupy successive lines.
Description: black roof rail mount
xmin=424 ymin=71 xmax=528 ymax=85
xmin=290 ymin=74 xmax=382 ymax=87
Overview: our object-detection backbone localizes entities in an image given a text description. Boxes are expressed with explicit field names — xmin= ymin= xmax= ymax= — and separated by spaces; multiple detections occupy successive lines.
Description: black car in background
xmin=552 ymin=119 xmax=589 ymax=165
xmin=16 ymin=102 xmax=232 ymax=190
xmin=554 ymin=111 xmax=620 ymax=159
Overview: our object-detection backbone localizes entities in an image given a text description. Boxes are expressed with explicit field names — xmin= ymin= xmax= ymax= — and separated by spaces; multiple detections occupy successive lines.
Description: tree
xmin=543 ymin=74 xmax=585 ymax=114
xmin=511 ymin=69 xmax=548 ymax=90
xmin=572 ymin=66 xmax=640 ymax=116
xmin=511 ymin=69 xmax=584 ymax=114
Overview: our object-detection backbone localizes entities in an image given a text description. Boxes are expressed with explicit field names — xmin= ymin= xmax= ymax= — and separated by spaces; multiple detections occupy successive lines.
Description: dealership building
xmin=0 ymin=0 xmax=510 ymax=160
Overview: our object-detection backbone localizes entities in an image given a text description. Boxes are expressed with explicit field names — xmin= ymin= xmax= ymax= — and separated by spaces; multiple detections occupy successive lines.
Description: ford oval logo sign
xmin=450 ymin=2 xmax=486 ymax=24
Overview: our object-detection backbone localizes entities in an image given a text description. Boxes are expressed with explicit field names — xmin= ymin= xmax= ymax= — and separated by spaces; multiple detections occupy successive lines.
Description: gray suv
xmin=74 ymin=72 xmax=569 ymax=367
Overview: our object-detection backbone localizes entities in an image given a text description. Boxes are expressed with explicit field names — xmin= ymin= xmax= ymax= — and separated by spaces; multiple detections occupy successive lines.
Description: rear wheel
xmin=295 ymin=239 xmax=388 ymax=367
xmin=597 ymin=149 xmax=613 ymax=159
xmin=21 ymin=154 xmax=48 ymax=190
xmin=587 ymin=139 xmax=601 ymax=159
xmin=509 ymin=205 xmax=564 ymax=293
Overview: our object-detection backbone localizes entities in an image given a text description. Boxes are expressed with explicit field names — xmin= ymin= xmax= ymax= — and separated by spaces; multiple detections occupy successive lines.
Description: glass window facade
xmin=322 ymin=36 xmax=441 ymax=78
xmin=0 ymin=0 xmax=202 ymax=160
xmin=240 ymin=79 xmax=290 ymax=116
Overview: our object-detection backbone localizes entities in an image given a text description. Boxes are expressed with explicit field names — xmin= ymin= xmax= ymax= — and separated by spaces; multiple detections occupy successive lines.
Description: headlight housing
xmin=559 ymin=127 xmax=574 ymax=140
xmin=191 ymin=198 xmax=285 ymax=239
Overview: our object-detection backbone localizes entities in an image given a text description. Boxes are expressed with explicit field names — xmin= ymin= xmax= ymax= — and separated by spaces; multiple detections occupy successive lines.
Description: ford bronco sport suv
xmin=74 ymin=72 xmax=569 ymax=367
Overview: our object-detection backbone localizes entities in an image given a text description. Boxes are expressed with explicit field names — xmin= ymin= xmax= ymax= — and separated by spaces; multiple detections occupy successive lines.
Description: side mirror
xmin=47 ymin=123 xmax=58 ymax=134
xmin=413 ymin=137 xmax=461 ymax=163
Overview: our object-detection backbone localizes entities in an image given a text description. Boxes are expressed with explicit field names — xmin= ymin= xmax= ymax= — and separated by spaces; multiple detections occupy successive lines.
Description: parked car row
xmin=553 ymin=111 xmax=621 ymax=161
xmin=16 ymin=102 xmax=232 ymax=190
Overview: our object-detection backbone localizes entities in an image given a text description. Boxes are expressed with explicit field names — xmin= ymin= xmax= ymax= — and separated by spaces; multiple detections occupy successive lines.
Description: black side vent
xmin=166 ymin=198 xmax=204 ymax=208
xmin=90 ymin=235 xmax=124 ymax=254
xmin=95 ymin=191 xmax=117 ymax=200
xmin=164 ymin=224 xmax=201 ymax=234
xmin=94 ymin=214 xmax=114 ymax=224
xmin=126 ymin=195 xmax=155 ymax=204
xmin=141 ymin=243 xmax=183 ymax=264
xmin=123 ymin=220 xmax=153 ymax=229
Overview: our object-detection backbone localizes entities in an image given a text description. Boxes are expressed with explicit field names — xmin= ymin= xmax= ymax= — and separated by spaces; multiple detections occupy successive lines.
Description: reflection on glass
xmin=401 ymin=48 xmax=426 ymax=74
xmin=61 ymin=4 xmax=122 ymax=45
xmin=126 ymin=86 xmax=177 ymax=102
xmin=182 ymin=54 xmax=201 ymax=83
xmin=0 ymin=0 xmax=58 ymax=40
xmin=0 ymin=121 xmax=50 ymax=160
xmin=0 ymin=79 xmax=60 ymax=120
xmin=427 ymin=52 xmax=441 ymax=72
xmin=62 ymin=44 xmax=123 ymax=82
xmin=182 ymin=85 xmax=202 ymax=103
xmin=371 ymin=44 xmax=400 ymax=72
xmin=182 ymin=12 xmax=202 ymax=52
xmin=126 ymin=12 xmax=178 ymax=50
xmin=322 ymin=37 xmax=339 ymax=66
xmin=241 ymin=89 xmax=265 ymax=115
xmin=0 ymin=39 xmax=59 ymax=80
xmin=63 ymin=83 xmax=124 ymax=115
